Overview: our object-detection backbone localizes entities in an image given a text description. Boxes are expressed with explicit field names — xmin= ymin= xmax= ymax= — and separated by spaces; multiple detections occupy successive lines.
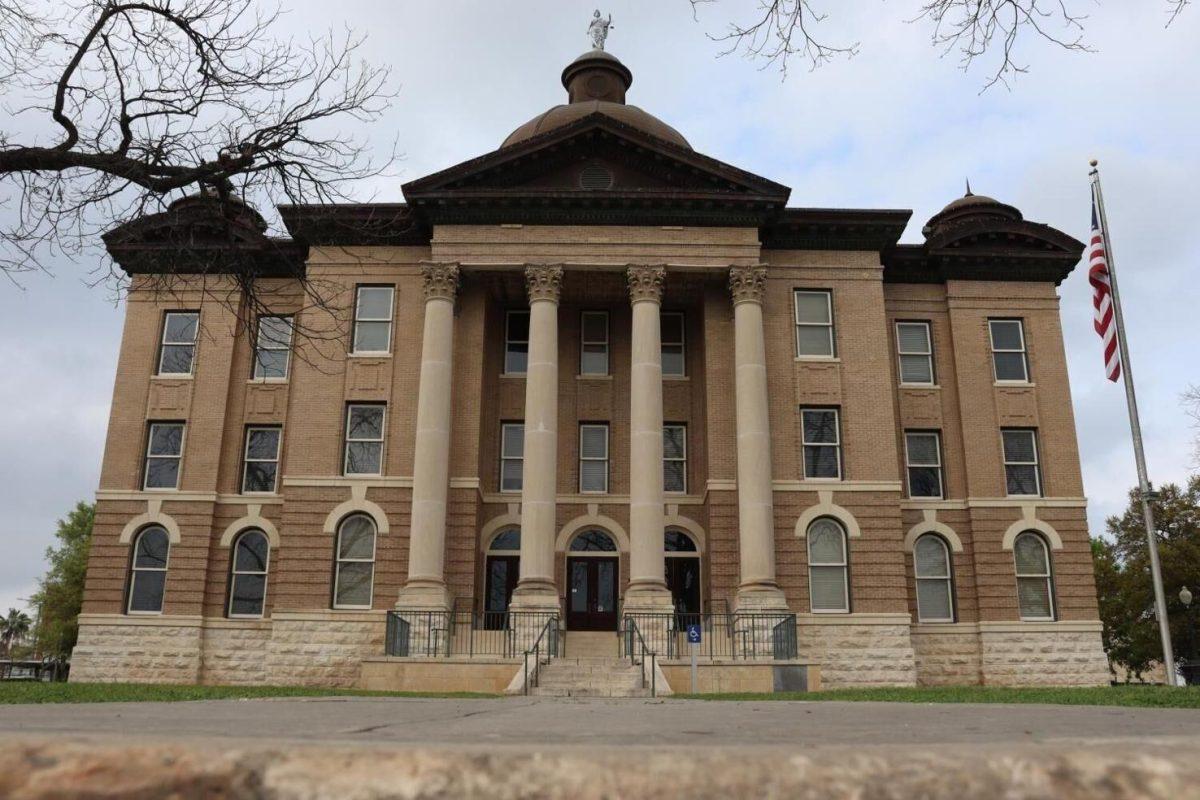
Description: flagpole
xmin=1089 ymin=159 xmax=1177 ymax=686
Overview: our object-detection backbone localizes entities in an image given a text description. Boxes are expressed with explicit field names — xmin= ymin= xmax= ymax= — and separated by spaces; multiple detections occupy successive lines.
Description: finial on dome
xmin=588 ymin=10 xmax=613 ymax=50
xmin=965 ymin=177 xmax=973 ymax=197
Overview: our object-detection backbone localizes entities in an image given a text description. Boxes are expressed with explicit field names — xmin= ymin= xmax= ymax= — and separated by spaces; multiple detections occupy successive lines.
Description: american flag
xmin=1089 ymin=191 xmax=1121 ymax=382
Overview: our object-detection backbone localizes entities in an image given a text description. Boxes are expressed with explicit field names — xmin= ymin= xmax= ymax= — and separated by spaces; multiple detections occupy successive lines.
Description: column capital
xmin=626 ymin=264 xmax=666 ymax=304
xmin=524 ymin=264 xmax=564 ymax=303
xmin=728 ymin=265 xmax=768 ymax=306
xmin=420 ymin=262 xmax=460 ymax=302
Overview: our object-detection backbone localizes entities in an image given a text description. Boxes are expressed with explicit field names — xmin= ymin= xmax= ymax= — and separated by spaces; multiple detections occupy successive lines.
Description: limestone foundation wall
xmin=978 ymin=622 xmax=1110 ymax=687
xmin=911 ymin=624 xmax=983 ymax=686
xmin=796 ymin=614 xmax=917 ymax=689
xmin=71 ymin=615 xmax=203 ymax=684
xmin=199 ymin=620 xmax=273 ymax=685
xmin=261 ymin=612 xmax=386 ymax=688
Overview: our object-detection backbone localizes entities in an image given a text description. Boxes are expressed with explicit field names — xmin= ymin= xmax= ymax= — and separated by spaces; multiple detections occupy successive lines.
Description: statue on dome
xmin=588 ymin=10 xmax=613 ymax=50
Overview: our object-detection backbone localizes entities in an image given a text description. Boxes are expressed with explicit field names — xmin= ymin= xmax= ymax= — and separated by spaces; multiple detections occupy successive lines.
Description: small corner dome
xmin=501 ymin=49 xmax=691 ymax=150
xmin=168 ymin=190 xmax=268 ymax=233
xmin=922 ymin=190 xmax=1022 ymax=237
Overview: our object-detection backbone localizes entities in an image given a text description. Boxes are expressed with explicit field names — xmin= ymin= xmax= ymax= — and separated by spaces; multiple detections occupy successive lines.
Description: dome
xmin=501 ymin=49 xmax=691 ymax=150
xmin=922 ymin=189 xmax=1022 ymax=237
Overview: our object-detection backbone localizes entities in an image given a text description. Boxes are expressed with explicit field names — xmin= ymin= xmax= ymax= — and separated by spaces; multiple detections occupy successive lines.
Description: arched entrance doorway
xmin=665 ymin=529 xmax=701 ymax=621
xmin=483 ymin=529 xmax=520 ymax=628
xmin=566 ymin=529 xmax=619 ymax=631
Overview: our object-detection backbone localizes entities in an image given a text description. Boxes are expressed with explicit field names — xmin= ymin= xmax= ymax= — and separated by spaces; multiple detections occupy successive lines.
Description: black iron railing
xmin=620 ymin=616 xmax=657 ymax=697
xmin=621 ymin=611 xmax=799 ymax=661
xmin=522 ymin=616 xmax=563 ymax=695
xmin=384 ymin=609 xmax=559 ymax=658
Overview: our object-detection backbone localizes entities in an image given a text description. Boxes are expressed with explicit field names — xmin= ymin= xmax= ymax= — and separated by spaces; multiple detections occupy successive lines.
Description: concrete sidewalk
xmin=3 ymin=696 xmax=1200 ymax=748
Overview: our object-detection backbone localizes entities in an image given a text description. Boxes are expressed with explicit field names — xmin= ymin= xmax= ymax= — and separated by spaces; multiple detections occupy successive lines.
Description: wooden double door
xmin=566 ymin=556 xmax=619 ymax=630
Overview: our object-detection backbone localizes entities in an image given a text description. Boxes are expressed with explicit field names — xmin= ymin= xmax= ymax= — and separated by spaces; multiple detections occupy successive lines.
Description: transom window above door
xmin=569 ymin=530 xmax=617 ymax=552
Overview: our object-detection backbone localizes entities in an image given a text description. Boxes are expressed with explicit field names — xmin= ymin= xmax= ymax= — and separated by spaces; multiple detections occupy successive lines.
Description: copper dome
xmin=501 ymin=49 xmax=691 ymax=150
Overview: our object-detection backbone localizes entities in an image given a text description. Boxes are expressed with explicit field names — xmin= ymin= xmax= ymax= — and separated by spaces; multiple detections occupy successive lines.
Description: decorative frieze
xmin=728 ymin=265 xmax=768 ymax=305
xmin=626 ymin=265 xmax=666 ymax=304
xmin=524 ymin=264 xmax=564 ymax=303
xmin=420 ymin=262 xmax=460 ymax=302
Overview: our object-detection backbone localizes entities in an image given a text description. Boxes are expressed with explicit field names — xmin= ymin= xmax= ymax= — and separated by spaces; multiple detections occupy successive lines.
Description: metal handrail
xmin=620 ymin=611 xmax=798 ymax=661
xmin=385 ymin=610 xmax=557 ymax=658
xmin=622 ymin=616 xmax=657 ymax=698
xmin=522 ymin=616 xmax=561 ymax=696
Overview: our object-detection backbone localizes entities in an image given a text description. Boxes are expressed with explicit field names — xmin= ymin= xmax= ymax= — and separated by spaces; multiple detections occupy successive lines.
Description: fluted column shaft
xmin=624 ymin=266 xmax=673 ymax=611
xmin=511 ymin=265 xmax=563 ymax=610
xmin=729 ymin=266 xmax=788 ymax=611
xmin=397 ymin=262 xmax=460 ymax=611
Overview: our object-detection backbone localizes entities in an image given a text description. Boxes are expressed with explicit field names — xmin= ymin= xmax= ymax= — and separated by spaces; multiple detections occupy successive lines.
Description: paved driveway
xmin=4 ymin=696 xmax=1200 ymax=748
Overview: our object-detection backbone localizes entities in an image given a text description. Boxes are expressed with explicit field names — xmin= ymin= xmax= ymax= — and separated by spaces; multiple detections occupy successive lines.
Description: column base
xmin=394 ymin=580 xmax=451 ymax=613
xmin=734 ymin=583 xmax=790 ymax=614
xmin=623 ymin=581 xmax=674 ymax=616
xmin=508 ymin=579 xmax=561 ymax=615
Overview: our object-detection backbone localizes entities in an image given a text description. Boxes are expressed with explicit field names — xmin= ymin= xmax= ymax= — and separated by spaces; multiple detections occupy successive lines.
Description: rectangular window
xmin=352 ymin=286 xmax=394 ymax=354
xmin=157 ymin=311 xmax=199 ymax=375
xmin=143 ymin=422 xmax=185 ymax=489
xmin=801 ymin=408 xmax=841 ymax=479
xmin=580 ymin=311 xmax=609 ymax=376
xmin=242 ymin=426 xmax=282 ymax=494
xmin=253 ymin=315 xmax=294 ymax=380
xmin=896 ymin=321 xmax=934 ymax=385
xmin=505 ymin=311 xmax=530 ymax=374
xmin=905 ymin=431 xmax=944 ymax=499
xmin=500 ymin=422 xmax=524 ymax=492
xmin=661 ymin=312 xmax=686 ymax=377
xmin=989 ymin=319 xmax=1029 ymax=382
xmin=1002 ymin=429 xmax=1041 ymax=497
xmin=579 ymin=423 xmax=609 ymax=493
xmin=344 ymin=404 xmax=385 ymax=476
xmin=663 ymin=424 xmax=687 ymax=493
xmin=794 ymin=290 xmax=835 ymax=357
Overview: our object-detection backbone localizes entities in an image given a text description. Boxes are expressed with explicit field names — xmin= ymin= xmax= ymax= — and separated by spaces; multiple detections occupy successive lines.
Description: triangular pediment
xmin=402 ymin=113 xmax=790 ymax=227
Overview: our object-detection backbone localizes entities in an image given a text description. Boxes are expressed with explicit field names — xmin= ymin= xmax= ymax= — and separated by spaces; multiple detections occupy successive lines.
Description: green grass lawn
xmin=0 ymin=682 xmax=499 ymax=704
xmin=673 ymin=685 xmax=1200 ymax=708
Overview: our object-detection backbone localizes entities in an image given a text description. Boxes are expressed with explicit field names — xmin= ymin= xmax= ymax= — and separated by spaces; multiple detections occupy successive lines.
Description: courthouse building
xmin=72 ymin=44 xmax=1111 ymax=692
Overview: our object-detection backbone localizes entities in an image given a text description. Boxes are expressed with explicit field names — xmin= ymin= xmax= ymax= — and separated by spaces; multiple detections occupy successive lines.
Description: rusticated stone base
xmin=978 ymin=622 xmax=1110 ymax=687
xmin=912 ymin=624 xmax=983 ymax=686
xmin=70 ymin=615 xmax=203 ymax=684
xmin=797 ymin=614 xmax=917 ymax=688
xmin=198 ymin=620 xmax=273 ymax=685
xmin=262 ymin=611 xmax=386 ymax=687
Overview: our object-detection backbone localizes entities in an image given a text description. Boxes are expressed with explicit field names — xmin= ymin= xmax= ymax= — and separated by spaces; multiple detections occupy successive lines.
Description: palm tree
xmin=1 ymin=608 xmax=32 ymax=658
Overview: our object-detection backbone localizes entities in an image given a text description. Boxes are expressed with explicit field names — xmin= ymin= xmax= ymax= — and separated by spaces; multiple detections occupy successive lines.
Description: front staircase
xmin=530 ymin=631 xmax=651 ymax=698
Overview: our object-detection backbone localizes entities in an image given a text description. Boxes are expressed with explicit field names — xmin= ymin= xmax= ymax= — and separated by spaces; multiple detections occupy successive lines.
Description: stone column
xmin=624 ymin=265 xmax=673 ymax=613
xmin=510 ymin=265 xmax=564 ymax=613
xmin=729 ymin=265 xmax=788 ymax=612
xmin=396 ymin=262 xmax=460 ymax=612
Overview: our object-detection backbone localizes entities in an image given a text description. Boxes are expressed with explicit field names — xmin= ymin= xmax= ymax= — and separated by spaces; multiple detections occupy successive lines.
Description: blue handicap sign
xmin=686 ymin=623 xmax=702 ymax=644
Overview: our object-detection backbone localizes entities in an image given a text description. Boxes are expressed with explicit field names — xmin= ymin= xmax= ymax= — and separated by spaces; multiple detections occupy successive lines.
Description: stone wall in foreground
xmin=796 ymin=614 xmax=918 ymax=689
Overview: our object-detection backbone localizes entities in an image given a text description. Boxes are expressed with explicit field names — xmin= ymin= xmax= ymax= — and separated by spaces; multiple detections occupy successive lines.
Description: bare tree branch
xmin=689 ymin=0 xmax=859 ymax=77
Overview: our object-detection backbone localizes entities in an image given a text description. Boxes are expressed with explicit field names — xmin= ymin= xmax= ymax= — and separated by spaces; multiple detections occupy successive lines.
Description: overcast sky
xmin=1 ymin=1 xmax=1197 ymax=613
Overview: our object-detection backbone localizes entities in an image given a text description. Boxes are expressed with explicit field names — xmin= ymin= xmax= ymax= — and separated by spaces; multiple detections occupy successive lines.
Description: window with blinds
xmin=896 ymin=321 xmax=934 ymax=385
xmin=579 ymin=423 xmax=609 ymax=493
xmin=914 ymin=534 xmax=953 ymax=622
xmin=807 ymin=518 xmax=849 ymax=613
xmin=1014 ymin=531 xmax=1055 ymax=620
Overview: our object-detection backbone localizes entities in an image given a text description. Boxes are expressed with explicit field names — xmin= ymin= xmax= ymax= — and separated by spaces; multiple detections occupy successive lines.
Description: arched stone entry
xmin=483 ymin=528 xmax=520 ymax=627
xmin=565 ymin=529 xmax=619 ymax=631
xmin=665 ymin=529 xmax=702 ymax=619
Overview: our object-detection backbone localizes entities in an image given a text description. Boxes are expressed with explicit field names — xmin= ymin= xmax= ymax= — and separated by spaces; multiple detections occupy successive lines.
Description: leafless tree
xmin=1185 ymin=385 xmax=1200 ymax=468
xmin=0 ymin=0 xmax=395 ymax=360
xmin=690 ymin=0 xmax=1190 ymax=89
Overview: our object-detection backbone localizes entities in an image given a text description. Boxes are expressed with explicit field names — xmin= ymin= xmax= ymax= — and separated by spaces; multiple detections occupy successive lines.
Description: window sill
xmin=1005 ymin=494 xmax=1042 ymax=499
xmin=247 ymin=378 xmax=289 ymax=385
xmin=794 ymin=356 xmax=840 ymax=364
xmin=141 ymin=486 xmax=182 ymax=493
xmin=994 ymin=381 xmax=1035 ymax=388
xmin=802 ymin=476 xmax=843 ymax=483
xmin=906 ymin=496 xmax=946 ymax=502
xmin=663 ymin=374 xmax=689 ymax=382
xmin=237 ymin=491 xmax=280 ymax=498
xmin=576 ymin=374 xmax=613 ymax=381
xmin=899 ymin=383 xmax=939 ymax=390
xmin=500 ymin=372 xmax=527 ymax=379
xmin=152 ymin=374 xmax=193 ymax=381
xmin=126 ymin=610 xmax=164 ymax=617
xmin=348 ymin=352 xmax=391 ymax=360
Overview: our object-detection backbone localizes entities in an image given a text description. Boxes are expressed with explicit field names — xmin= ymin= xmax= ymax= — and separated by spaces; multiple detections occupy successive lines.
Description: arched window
xmin=914 ymin=534 xmax=954 ymax=623
xmin=229 ymin=529 xmax=270 ymax=618
xmin=664 ymin=529 xmax=698 ymax=552
xmin=1014 ymin=531 xmax=1055 ymax=620
xmin=128 ymin=525 xmax=170 ymax=614
xmin=334 ymin=514 xmax=376 ymax=609
xmin=569 ymin=530 xmax=617 ymax=552
xmin=808 ymin=518 xmax=848 ymax=613
xmin=488 ymin=529 xmax=520 ymax=552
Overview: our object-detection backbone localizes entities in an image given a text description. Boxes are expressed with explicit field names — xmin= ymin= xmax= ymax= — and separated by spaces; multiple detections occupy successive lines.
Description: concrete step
xmin=530 ymin=687 xmax=652 ymax=698
xmin=564 ymin=632 xmax=619 ymax=658
xmin=531 ymin=655 xmax=649 ymax=698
